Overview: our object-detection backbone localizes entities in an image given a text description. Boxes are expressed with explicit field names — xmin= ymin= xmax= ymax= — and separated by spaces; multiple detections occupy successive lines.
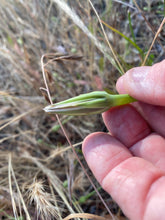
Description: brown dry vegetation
xmin=0 ymin=0 xmax=165 ymax=219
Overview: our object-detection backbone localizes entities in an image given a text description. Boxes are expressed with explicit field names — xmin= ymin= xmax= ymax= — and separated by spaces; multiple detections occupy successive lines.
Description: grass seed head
xmin=27 ymin=180 xmax=59 ymax=220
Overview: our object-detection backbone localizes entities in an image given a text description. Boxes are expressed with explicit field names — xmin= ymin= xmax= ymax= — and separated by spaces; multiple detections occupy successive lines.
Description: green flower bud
xmin=44 ymin=91 xmax=136 ymax=116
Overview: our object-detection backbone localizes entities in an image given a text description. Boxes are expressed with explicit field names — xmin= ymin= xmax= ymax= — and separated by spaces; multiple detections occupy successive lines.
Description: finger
xmin=102 ymin=104 xmax=151 ymax=147
xmin=116 ymin=60 xmax=165 ymax=106
xmin=82 ymin=132 xmax=132 ymax=183
xmin=143 ymin=176 xmax=165 ymax=220
xmin=134 ymin=102 xmax=165 ymax=137
xmin=130 ymin=133 xmax=165 ymax=173
xmin=82 ymin=132 xmax=164 ymax=220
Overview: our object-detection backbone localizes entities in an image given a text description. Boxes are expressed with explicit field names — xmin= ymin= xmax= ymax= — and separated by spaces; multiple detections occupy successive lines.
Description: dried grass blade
xmin=8 ymin=153 xmax=31 ymax=220
xmin=63 ymin=213 xmax=110 ymax=220
xmin=142 ymin=17 xmax=165 ymax=66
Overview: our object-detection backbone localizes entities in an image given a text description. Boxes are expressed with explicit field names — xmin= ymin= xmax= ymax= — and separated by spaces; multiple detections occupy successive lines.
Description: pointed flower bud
xmin=44 ymin=91 xmax=136 ymax=116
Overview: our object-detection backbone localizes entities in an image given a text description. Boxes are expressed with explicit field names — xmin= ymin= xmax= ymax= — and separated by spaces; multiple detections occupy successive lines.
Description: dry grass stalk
xmin=8 ymin=153 xmax=30 ymax=220
xmin=63 ymin=213 xmax=110 ymax=220
xmin=142 ymin=17 xmax=165 ymax=66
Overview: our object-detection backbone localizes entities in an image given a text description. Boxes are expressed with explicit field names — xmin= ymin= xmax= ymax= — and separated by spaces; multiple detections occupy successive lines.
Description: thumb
xmin=116 ymin=60 xmax=165 ymax=106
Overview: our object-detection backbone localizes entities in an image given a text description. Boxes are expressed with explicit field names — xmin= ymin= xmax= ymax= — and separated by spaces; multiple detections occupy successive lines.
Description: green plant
xmin=44 ymin=91 xmax=136 ymax=116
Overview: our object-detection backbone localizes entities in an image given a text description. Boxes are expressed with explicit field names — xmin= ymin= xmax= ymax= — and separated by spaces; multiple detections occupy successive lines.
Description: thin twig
xmin=88 ymin=0 xmax=124 ymax=75
xmin=133 ymin=0 xmax=165 ymax=54
xmin=8 ymin=154 xmax=31 ymax=220
xmin=63 ymin=213 xmax=108 ymax=220
xmin=142 ymin=17 xmax=165 ymax=66
xmin=8 ymin=153 xmax=18 ymax=220
xmin=41 ymin=55 xmax=53 ymax=104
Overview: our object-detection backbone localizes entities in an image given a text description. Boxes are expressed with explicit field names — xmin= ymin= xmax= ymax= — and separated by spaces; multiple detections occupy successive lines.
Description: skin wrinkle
xmin=130 ymin=133 xmax=165 ymax=173
xmin=99 ymin=148 xmax=132 ymax=185
xmin=143 ymin=176 xmax=165 ymax=220
xmin=101 ymin=158 xmax=143 ymax=219
xmin=137 ymin=103 xmax=165 ymax=137
xmin=130 ymin=126 xmax=151 ymax=148
xmin=101 ymin=157 xmax=134 ymax=188
xmin=102 ymin=168 xmax=133 ymax=206
xmin=83 ymin=132 xmax=132 ymax=183
xmin=115 ymin=122 xmax=150 ymax=148
xmin=101 ymin=157 xmax=163 ymax=220
xmin=100 ymin=157 xmax=142 ymax=218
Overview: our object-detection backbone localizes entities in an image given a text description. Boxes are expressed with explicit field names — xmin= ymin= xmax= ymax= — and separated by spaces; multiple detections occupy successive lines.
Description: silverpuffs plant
xmin=44 ymin=90 xmax=136 ymax=116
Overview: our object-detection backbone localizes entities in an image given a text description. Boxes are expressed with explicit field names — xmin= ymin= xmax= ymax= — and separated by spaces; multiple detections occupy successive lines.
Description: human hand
xmin=82 ymin=60 xmax=165 ymax=220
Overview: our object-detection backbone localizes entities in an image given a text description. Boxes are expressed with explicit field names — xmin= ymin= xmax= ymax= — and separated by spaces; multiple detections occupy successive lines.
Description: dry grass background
xmin=0 ymin=0 xmax=165 ymax=219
